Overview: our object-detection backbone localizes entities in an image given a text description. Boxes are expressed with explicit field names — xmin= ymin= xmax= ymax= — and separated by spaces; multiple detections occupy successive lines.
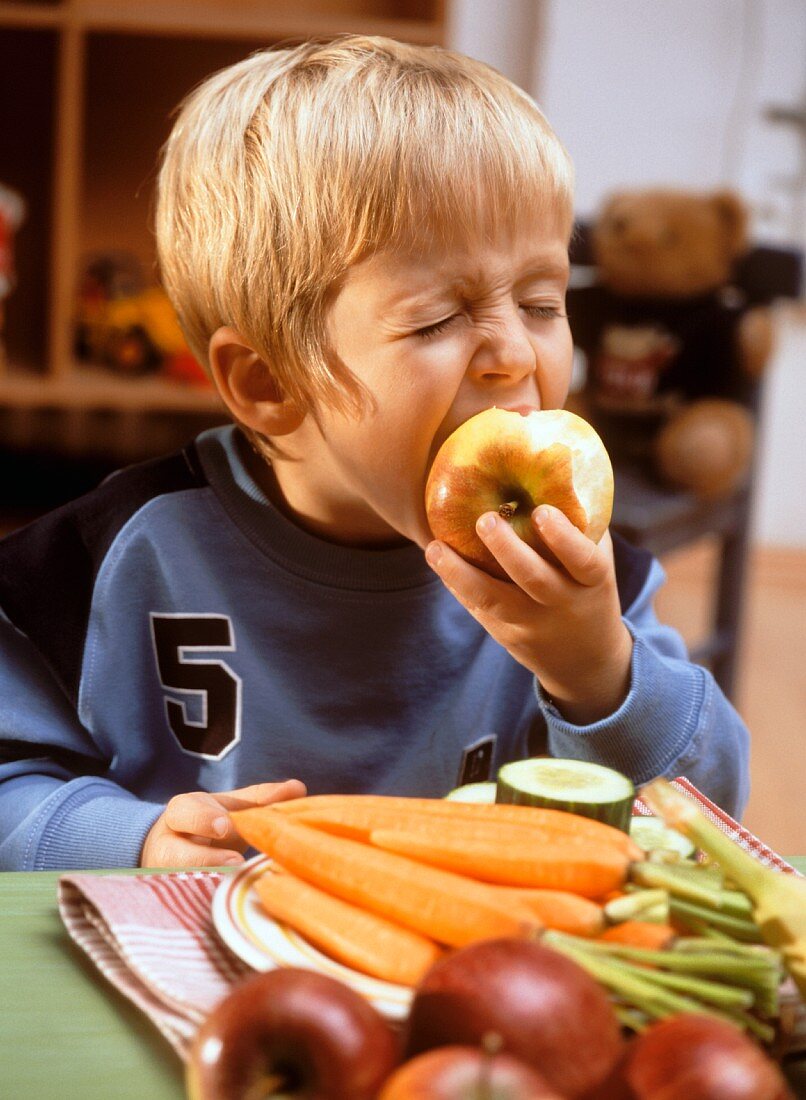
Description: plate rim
xmin=211 ymin=853 xmax=413 ymax=1020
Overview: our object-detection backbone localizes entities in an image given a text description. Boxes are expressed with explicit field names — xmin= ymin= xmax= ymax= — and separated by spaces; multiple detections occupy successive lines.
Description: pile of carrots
xmin=230 ymin=794 xmax=671 ymax=988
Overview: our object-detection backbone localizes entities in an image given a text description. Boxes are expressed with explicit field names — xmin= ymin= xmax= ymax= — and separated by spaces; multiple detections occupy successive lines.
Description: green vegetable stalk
xmin=642 ymin=777 xmax=806 ymax=999
xmin=544 ymin=930 xmax=779 ymax=1043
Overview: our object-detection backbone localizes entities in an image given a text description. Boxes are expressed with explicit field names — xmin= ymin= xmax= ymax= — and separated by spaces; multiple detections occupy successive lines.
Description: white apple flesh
xmin=425 ymin=408 xmax=614 ymax=579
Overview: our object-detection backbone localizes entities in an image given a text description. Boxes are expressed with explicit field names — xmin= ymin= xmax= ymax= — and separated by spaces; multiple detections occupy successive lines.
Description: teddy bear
xmin=566 ymin=188 xmax=775 ymax=500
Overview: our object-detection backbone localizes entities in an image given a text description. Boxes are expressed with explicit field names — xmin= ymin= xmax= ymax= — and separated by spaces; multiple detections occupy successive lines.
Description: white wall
xmin=447 ymin=0 xmax=806 ymax=547
xmin=536 ymin=0 xmax=806 ymax=243
xmin=754 ymin=307 xmax=806 ymax=547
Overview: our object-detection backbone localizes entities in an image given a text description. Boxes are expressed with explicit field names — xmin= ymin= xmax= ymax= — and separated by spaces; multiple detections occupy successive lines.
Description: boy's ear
xmin=208 ymin=326 xmax=305 ymax=436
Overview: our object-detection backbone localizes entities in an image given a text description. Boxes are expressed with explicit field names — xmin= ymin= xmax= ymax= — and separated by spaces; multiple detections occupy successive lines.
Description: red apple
xmin=425 ymin=408 xmax=614 ymax=579
xmin=404 ymin=937 xmax=624 ymax=1098
xmin=623 ymin=1014 xmax=794 ymax=1100
xmin=378 ymin=1044 xmax=565 ymax=1099
xmin=186 ymin=967 xmax=399 ymax=1100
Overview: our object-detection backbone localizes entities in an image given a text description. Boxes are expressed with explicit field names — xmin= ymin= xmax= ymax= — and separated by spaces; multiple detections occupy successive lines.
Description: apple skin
xmin=378 ymin=1045 xmax=565 ymax=1099
xmin=404 ymin=938 xmax=624 ymax=1099
xmin=622 ymin=1014 xmax=794 ymax=1100
xmin=185 ymin=967 xmax=400 ymax=1100
xmin=425 ymin=408 xmax=614 ymax=579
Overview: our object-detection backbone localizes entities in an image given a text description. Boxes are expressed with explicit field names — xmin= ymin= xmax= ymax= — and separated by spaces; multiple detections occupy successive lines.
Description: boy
xmin=0 ymin=36 xmax=749 ymax=870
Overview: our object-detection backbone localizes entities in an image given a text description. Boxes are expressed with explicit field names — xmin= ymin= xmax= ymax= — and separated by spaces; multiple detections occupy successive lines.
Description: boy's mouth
xmin=427 ymin=404 xmax=542 ymax=474
xmin=497 ymin=404 xmax=541 ymax=417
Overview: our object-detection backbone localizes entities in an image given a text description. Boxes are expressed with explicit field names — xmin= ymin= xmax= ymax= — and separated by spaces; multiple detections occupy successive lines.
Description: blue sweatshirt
xmin=0 ymin=426 xmax=750 ymax=870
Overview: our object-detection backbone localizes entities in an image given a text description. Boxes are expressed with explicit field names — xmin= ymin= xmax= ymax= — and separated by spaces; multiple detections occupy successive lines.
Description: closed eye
xmin=414 ymin=303 xmax=566 ymax=339
xmin=522 ymin=304 xmax=566 ymax=320
xmin=414 ymin=314 xmax=461 ymax=340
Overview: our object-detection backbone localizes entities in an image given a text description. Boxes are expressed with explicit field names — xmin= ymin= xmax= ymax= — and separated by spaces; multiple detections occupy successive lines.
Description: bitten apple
xmin=425 ymin=408 xmax=614 ymax=579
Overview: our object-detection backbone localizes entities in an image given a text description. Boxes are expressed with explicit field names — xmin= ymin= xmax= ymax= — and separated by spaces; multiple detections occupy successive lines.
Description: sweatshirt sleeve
xmin=536 ymin=558 xmax=751 ymax=819
xmin=0 ymin=612 xmax=164 ymax=870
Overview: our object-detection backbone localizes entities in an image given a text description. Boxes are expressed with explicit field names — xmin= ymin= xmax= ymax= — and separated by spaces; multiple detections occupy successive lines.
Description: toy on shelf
xmin=567 ymin=188 xmax=775 ymax=500
xmin=74 ymin=251 xmax=209 ymax=386
xmin=0 ymin=182 xmax=27 ymax=371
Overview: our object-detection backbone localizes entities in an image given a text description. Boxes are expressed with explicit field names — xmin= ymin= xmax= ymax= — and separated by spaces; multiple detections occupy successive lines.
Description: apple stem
xmin=498 ymin=501 xmax=519 ymax=519
xmin=478 ymin=1031 xmax=503 ymax=1100
xmin=242 ymin=1072 xmax=289 ymax=1100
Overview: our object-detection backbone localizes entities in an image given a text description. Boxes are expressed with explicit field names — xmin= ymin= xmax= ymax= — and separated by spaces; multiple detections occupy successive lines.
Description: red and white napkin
xmin=632 ymin=776 xmax=801 ymax=874
xmin=58 ymin=870 xmax=250 ymax=1057
xmin=57 ymin=779 xmax=802 ymax=1060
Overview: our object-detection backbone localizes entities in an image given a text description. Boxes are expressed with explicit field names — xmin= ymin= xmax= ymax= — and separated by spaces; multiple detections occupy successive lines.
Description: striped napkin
xmin=57 ymin=779 xmax=802 ymax=1061
xmin=632 ymin=776 xmax=801 ymax=874
xmin=58 ymin=870 xmax=251 ymax=1057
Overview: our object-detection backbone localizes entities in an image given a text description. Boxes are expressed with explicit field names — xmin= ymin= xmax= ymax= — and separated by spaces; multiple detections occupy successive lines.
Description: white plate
xmin=212 ymin=854 xmax=414 ymax=1021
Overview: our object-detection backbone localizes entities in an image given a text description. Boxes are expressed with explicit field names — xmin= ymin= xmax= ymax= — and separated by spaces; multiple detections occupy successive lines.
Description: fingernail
xmin=425 ymin=542 xmax=442 ymax=568
xmin=212 ymin=816 xmax=229 ymax=838
xmin=477 ymin=513 xmax=496 ymax=536
xmin=533 ymin=505 xmax=551 ymax=528
xmin=224 ymin=856 xmax=244 ymax=866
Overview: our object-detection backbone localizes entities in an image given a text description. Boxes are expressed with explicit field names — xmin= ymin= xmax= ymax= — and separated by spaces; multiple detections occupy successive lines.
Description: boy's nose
xmin=467 ymin=310 xmax=536 ymax=386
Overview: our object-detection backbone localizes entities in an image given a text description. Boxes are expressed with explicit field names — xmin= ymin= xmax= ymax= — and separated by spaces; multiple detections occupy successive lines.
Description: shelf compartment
xmin=2 ymin=1 xmax=445 ymax=44
xmin=0 ymin=365 xmax=222 ymax=411
xmin=0 ymin=26 xmax=58 ymax=371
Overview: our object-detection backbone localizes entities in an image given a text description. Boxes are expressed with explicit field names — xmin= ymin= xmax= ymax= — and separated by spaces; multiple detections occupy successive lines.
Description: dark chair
xmin=567 ymin=225 xmax=803 ymax=701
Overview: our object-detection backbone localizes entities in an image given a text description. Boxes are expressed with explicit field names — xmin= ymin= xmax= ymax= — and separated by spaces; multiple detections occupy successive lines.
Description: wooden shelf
xmin=0 ymin=366 xmax=222 ymax=412
xmin=1 ymin=1 xmax=443 ymax=44
xmin=0 ymin=0 xmax=447 ymax=438
xmin=0 ymin=5 xmax=63 ymax=31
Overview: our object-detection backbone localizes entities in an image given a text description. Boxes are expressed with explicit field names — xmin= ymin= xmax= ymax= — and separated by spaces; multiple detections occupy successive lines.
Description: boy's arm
xmin=0 ymin=611 xmax=165 ymax=870
xmin=426 ymin=507 xmax=750 ymax=820
xmin=537 ymin=556 xmax=751 ymax=820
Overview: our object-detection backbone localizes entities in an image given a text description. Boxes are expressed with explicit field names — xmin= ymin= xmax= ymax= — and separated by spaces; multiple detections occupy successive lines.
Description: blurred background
xmin=0 ymin=0 xmax=803 ymax=851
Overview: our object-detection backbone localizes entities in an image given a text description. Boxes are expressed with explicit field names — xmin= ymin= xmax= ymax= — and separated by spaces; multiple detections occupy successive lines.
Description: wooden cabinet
xmin=0 ymin=1 xmax=446 ymax=453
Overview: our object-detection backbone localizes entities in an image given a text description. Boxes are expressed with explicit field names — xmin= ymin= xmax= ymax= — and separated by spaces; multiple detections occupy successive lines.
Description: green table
xmin=2 ymin=862 xmax=805 ymax=1100
xmin=1 ymin=869 xmax=186 ymax=1100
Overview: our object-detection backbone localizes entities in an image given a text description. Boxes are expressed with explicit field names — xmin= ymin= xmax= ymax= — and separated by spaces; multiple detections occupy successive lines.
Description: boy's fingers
xmin=425 ymin=538 xmax=518 ymax=620
xmin=531 ymin=506 xmax=610 ymax=586
xmin=473 ymin=512 xmax=560 ymax=605
xmin=143 ymin=834 xmax=244 ymax=869
xmin=215 ymin=779 xmax=307 ymax=812
xmin=164 ymin=781 xmax=306 ymax=841
xmin=164 ymin=792 xmax=234 ymax=839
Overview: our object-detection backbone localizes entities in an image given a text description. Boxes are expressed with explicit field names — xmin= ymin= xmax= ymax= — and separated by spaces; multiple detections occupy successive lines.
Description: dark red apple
xmin=378 ymin=1044 xmax=565 ymax=1099
xmin=404 ymin=937 xmax=624 ymax=1098
xmin=186 ymin=967 xmax=399 ymax=1100
xmin=623 ymin=1013 xmax=794 ymax=1100
xmin=425 ymin=408 xmax=614 ymax=579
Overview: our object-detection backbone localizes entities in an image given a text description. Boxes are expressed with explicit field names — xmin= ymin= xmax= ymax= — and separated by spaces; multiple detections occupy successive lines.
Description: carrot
xmin=368 ymin=828 xmax=629 ymax=899
xmin=488 ymin=886 xmax=605 ymax=937
xmin=274 ymin=794 xmax=642 ymax=859
xmin=253 ymin=865 xmax=441 ymax=986
xmin=231 ymin=809 xmax=541 ymax=948
xmin=294 ymin=809 xmax=627 ymax=867
xmin=598 ymin=921 xmax=677 ymax=950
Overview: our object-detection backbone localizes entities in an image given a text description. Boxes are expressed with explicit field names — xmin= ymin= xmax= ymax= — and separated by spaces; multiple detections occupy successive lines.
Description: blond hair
xmin=155 ymin=35 xmax=574 ymax=416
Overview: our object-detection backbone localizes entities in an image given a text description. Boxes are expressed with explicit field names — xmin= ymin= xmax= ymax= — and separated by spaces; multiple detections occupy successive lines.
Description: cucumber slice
xmin=445 ymin=781 xmax=497 ymax=803
xmin=496 ymin=758 xmax=635 ymax=832
xmin=629 ymin=815 xmax=696 ymax=859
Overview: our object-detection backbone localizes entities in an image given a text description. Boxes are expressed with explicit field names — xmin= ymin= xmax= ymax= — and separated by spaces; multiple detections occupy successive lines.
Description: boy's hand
xmin=425 ymin=504 xmax=633 ymax=726
xmin=140 ymin=779 xmax=306 ymax=868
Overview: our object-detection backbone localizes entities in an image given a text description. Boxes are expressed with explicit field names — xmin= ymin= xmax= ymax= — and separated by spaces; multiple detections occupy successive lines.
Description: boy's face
xmin=276 ymin=217 xmax=573 ymax=550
